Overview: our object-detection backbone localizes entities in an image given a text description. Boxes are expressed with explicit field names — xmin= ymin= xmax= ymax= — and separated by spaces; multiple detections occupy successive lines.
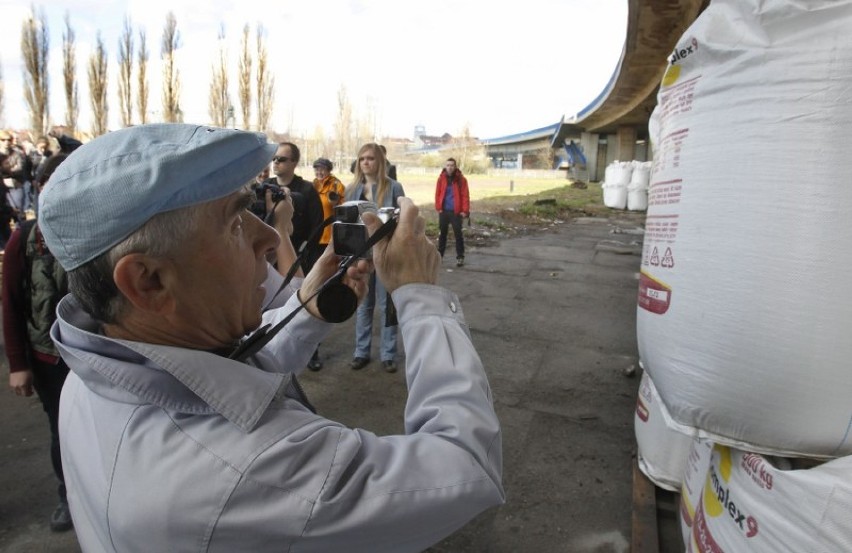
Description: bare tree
xmin=21 ymin=5 xmax=50 ymax=137
xmin=62 ymin=13 xmax=78 ymax=134
xmin=161 ymin=12 xmax=182 ymax=123
xmin=333 ymin=84 xmax=354 ymax=172
xmin=255 ymin=24 xmax=274 ymax=133
xmin=88 ymin=34 xmax=108 ymax=136
xmin=446 ymin=124 xmax=488 ymax=173
xmin=237 ymin=24 xmax=252 ymax=130
xmin=136 ymin=30 xmax=149 ymax=124
xmin=117 ymin=17 xmax=134 ymax=127
xmin=208 ymin=25 xmax=230 ymax=128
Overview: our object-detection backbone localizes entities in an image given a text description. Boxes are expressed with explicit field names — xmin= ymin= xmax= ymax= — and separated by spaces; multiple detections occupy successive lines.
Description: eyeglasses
xmin=272 ymin=156 xmax=292 ymax=163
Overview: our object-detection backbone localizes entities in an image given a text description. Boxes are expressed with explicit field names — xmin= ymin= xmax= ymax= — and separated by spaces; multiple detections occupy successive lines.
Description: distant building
xmin=412 ymin=126 xmax=456 ymax=151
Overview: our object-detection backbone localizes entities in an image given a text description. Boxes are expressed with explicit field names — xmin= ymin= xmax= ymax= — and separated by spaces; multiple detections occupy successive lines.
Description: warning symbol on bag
xmin=661 ymin=247 xmax=674 ymax=268
xmin=649 ymin=247 xmax=660 ymax=266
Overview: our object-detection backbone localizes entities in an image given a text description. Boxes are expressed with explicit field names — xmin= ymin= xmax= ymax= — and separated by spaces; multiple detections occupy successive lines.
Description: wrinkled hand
xmin=9 ymin=370 xmax=34 ymax=397
xmin=299 ymin=241 xmax=372 ymax=320
xmin=362 ymin=197 xmax=439 ymax=293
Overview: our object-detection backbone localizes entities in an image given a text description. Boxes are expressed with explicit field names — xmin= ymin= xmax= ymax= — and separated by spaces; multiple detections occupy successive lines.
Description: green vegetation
xmin=399 ymin=172 xmax=620 ymax=242
xmin=397 ymin=172 xmax=576 ymax=207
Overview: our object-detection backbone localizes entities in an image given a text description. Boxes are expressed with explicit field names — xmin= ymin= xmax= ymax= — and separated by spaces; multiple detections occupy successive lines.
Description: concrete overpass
xmin=482 ymin=0 xmax=710 ymax=180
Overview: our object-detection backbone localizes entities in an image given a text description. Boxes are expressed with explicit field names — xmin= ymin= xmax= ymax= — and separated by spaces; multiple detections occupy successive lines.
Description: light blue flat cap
xmin=39 ymin=124 xmax=277 ymax=271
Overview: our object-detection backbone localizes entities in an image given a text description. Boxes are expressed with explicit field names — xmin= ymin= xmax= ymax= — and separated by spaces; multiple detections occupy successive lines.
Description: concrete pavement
xmin=0 ymin=212 xmax=649 ymax=552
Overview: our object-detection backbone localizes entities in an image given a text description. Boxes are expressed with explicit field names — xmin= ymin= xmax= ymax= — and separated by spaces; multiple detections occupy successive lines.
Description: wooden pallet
xmin=632 ymin=458 xmax=685 ymax=553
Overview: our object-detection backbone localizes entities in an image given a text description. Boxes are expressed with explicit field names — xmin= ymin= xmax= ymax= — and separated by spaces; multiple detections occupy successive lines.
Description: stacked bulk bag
xmin=637 ymin=0 xmax=852 ymax=457
xmin=680 ymin=440 xmax=852 ymax=552
xmin=634 ymin=371 xmax=695 ymax=491
xmin=627 ymin=161 xmax=651 ymax=211
xmin=602 ymin=161 xmax=632 ymax=209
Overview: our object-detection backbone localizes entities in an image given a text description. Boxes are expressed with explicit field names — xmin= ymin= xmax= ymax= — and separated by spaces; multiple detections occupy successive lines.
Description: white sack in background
xmin=628 ymin=161 xmax=652 ymax=211
xmin=602 ymin=161 xmax=632 ymax=209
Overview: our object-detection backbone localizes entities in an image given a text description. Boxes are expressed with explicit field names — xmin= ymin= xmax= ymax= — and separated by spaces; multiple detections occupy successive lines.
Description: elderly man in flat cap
xmin=40 ymin=124 xmax=503 ymax=552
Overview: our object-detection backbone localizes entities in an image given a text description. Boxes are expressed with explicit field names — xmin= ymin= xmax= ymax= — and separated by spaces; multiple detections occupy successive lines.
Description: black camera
xmin=259 ymin=182 xmax=287 ymax=203
xmin=333 ymin=201 xmax=376 ymax=258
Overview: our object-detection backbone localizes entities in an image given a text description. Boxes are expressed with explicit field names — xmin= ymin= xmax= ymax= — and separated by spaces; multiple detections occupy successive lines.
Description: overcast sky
xmin=0 ymin=0 xmax=627 ymax=140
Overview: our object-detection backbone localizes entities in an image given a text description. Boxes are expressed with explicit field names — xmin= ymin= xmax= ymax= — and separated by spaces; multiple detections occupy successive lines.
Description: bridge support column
xmin=616 ymin=126 xmax=638 ymax=162
xmin=580 ymin=132 xmax=599 ymax=181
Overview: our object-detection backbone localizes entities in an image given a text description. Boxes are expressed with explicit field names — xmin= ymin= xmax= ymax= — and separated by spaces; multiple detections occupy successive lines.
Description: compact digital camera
xmin=331 ymin=202 xmax=401 ymax=258
xmin=333 ymin=201 xmax=377 ymax=258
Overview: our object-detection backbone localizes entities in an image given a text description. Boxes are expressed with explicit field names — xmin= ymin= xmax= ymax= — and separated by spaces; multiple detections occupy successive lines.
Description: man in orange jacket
xmin=434 ymin=158 xmax=469 ymax=267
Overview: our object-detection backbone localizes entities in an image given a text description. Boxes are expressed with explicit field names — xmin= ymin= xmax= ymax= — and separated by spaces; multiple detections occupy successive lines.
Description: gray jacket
xmin=55 ymin=270 xmax=504 ymax=552
xmin=345 ymin=178 xmax=405 ymax=208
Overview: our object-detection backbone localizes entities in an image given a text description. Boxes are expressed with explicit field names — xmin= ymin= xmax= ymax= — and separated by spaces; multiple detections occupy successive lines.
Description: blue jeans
xmin=354 ymin=272 xmax=398 ymax=362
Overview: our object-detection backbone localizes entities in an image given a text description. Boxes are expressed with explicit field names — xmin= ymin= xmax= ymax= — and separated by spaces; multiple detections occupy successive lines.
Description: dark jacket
xmin=264 ymin=175 xmax=325 ymax=271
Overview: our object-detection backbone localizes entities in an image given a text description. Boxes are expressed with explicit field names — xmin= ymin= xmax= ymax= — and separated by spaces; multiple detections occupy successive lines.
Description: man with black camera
xmin=39 ymin=124 xmax=504 ymax=552
xmin=264 ymin=142 xmax=324 ymax=271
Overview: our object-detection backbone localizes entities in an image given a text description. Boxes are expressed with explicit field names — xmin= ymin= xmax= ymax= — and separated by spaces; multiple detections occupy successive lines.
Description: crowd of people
xmin=1 ymin=124 xmax=496 ymax=552
xmin=0 ymin=127 xmax=82 ymax=247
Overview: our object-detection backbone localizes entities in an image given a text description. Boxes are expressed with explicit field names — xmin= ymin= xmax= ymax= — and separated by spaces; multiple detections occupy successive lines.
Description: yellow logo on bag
xmin=702 ymin=445 xmax=759 ymax=538
xmin=662 ymin=64 xmax=681 ymax=87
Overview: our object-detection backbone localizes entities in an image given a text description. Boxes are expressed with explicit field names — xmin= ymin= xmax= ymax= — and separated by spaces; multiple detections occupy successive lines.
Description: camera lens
xmin=328 ymin=191 xmax=339 ymax=202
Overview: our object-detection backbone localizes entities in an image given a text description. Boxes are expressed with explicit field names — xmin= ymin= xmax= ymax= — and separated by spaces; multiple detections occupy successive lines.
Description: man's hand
xmin=299 ymin=241 xmax=372 ymax=320
xmin=9 ymin=370 xmax=34 ymax=397
xmin=362 ymin=197 xmax=439 ymax=293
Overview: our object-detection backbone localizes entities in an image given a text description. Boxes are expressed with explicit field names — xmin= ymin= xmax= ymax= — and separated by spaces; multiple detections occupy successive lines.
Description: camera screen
xmin=333 ymin=223 xmax=369 ymax=258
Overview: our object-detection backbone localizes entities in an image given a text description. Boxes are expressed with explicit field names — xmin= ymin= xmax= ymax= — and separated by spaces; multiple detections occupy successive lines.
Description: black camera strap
xmin=262 ymin=215 xmax=336 ymax=311
xmin=229 ymin=216 xmax=398 ymax=362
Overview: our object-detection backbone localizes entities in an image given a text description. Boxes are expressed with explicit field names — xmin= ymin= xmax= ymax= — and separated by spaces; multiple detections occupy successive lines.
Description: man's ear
xmin=112 ymin=253 xmax=176 ymax=314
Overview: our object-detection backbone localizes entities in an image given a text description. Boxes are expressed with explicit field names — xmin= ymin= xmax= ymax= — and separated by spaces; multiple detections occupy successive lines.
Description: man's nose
xmin=249 ymin=212 xmax=280 ymax=254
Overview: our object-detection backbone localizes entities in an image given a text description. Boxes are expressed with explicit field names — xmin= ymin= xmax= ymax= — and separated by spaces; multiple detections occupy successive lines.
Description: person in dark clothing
xmin=379 ymin=145 xmax=397 ymax=181
xmin=265 ymin=142 xmax=325 ymax=272
xmin=27 ymin=136 xmax=53 ymax=215
xmin=0 ymin=130 xmax=27 ymax=245
xmin=2 ymin=153 xmax=73 ymax=532
xmin=434 ymin=158 xmax=470 ymax=267
xmin=48 ymin=127 xmax=83 ymax=154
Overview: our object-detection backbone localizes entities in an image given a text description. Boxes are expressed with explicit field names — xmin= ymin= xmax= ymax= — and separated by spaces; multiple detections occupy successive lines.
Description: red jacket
xmin=435 ymin=169 xmax=470 ymax=215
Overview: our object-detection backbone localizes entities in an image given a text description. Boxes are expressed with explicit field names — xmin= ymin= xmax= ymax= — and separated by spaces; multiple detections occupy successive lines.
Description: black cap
xmin=312 ymin=157 xmax=333 ymax=171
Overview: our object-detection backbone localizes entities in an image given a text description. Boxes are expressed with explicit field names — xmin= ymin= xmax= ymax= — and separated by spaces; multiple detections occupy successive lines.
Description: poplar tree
xmin=118 ymin=17 xmax=134 ymax=127
xmin=161 ymin=12 xmax=182 ymax=123
xmin=62 ymin=13 xmax=78 ymax=134
xmin=208 ymin=25 xmax=230 ymax=128
xmin=88 ymin=34 xmax=108 ymax=136
xmin=21 ymin=6 xmax=50 ymax=137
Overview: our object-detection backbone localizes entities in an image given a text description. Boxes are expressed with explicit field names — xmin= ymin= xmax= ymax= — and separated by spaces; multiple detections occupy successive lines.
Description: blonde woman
xmin=346 ymin=143 xmax=405 ymax=372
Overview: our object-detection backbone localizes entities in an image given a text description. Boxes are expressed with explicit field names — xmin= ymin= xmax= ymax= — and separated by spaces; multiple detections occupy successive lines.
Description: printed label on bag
xmin=638 ymin=271 xmax=672 ymax=315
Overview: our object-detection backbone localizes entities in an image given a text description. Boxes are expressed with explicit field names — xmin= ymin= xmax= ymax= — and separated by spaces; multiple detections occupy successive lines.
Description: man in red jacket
xmin=434 ymin=158 xmax=470 ymax=267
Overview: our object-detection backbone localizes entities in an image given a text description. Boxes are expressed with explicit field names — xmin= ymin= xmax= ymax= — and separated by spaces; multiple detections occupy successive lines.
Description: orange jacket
xmin=314 ymin=174 xmax=346 ymax=245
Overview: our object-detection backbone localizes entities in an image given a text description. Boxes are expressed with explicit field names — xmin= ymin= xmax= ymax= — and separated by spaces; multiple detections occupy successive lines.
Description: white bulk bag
xmin=602 ymin=161 xmax=632 ymax=209
xmin=680 ymin=441 xmax=852 ymax=553
xmin=634 ymin=371 xmax=696 ymax=491
xmin=638 ymin=0 xmax=852 ymax=457
xmin=627 ymin=162 xmax=651 ymax=211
